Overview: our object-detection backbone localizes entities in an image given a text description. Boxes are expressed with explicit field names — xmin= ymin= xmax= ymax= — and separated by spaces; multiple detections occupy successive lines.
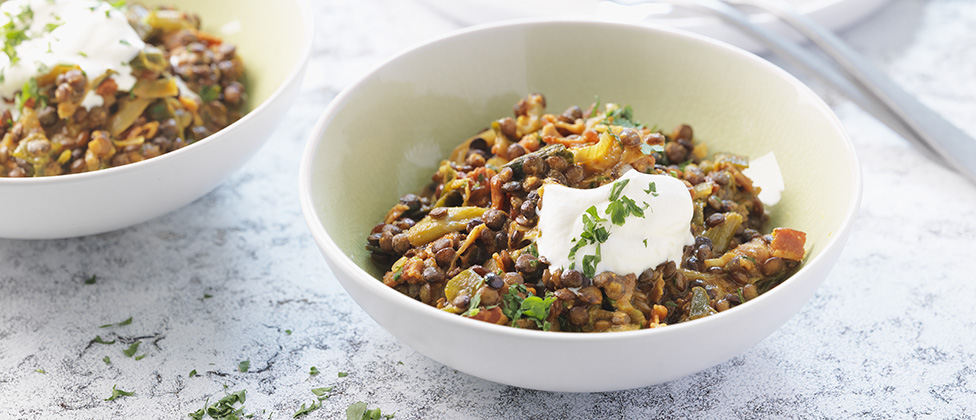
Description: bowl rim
xmin=299 ymin=17 xmax=862 ymax=342
xmin=0 ymin=0 xmax=315 ymax=186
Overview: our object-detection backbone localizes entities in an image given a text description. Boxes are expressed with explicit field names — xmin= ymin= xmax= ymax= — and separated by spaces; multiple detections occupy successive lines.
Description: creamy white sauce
xmin=0 ymin=0 xmax=145 ymax=114
xmin=742 ymin=151 xmax=785 ymax=206
xmin=537 ymin=170 xmax=696 ymax=277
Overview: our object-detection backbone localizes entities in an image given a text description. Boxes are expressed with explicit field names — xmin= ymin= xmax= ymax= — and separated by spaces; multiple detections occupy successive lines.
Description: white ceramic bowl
xmin=0 ymin=0 xmax=313 ymax=239
xmin=300 ymin=19 xmax=860 ymax=392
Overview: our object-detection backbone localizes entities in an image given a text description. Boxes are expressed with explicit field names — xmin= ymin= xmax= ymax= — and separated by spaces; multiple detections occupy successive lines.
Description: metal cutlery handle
xmin=724 ymin=0 xmax=976 ymax=184
xmin=645 ymin=0 xmax=976 ymax=183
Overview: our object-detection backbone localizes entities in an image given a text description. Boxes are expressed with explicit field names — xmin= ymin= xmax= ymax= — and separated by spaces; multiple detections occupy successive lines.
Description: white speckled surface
xmin=1 ymin=0 xmax=975 ymax=418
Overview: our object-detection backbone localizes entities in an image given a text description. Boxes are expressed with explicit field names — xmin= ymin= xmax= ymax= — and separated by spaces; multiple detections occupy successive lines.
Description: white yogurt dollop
xmin=0 ymin=0 xmax=146 ymax=112
xmin=742 ymin=151 xmax=785 ymax=206
xmin=537 ymin=170 xmax=696 ymax=277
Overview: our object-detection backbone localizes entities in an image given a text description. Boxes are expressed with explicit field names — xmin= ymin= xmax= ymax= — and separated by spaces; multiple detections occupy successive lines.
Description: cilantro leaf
xmin=644 ymin=181 xmax=659 ymax=196
xmin=608 ymin=179 xmax=629 ymax=201
xmin=199 ymin=84 xmax=221 ymax=102
xmin=122 ymin=341 xmax=140 ymax=357
xmin=293 ymin=399 xmax=321 ymax=418
xmin=100 ymin=317 xmax=132 ymax=328
xmin=104 ymin=385 xmax=135 ymax=401
xmin=311 ymin=387 xmax=333 ymax=397
xmin=640 ymin=143 xmax=664 ymax=156
xmin=346 ymin=402 xmax=368 ymax=420
xmin=93 ymin=335 xmax=116 ymax=345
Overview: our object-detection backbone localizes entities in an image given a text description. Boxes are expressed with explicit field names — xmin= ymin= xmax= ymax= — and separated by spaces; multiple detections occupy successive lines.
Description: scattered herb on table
xmin=134 ymin=353 xmax=147 ymax=361
xmin=104 ymin=385 xmax=135 ymax=401
xmin=285 ymin=329 xmax=292 ymax=335
xmin=203 ymin=293 xmax=213 ymax=299
xmin=93 ymin=335 xmax=116 ymax=345
xmin=190 ymin=389 xmax=247 ymax=420
xmin=103 ymin=356 xmax=111 ymax=365
xmin=239 ymin=360 xmax=250 ymax=373
xmin=122 ymin=341 xmax=140 ymax=357
xmin=346 ymin=401 xmax=394 ymax=420
xmin=34 ymin=368 xmax=46 ymax=374
xmin=311 ymin=387 xmax=333 ymax=398
xmin=309 ymin=366 xmax=319 ymax=376
xmin=293 ymin=399 xmax=321 ymax=418
xmin=189 ymin=369 xmax=197 ymax=377
xmin=99 ymin=317 xmax=132 ymax=328
xmin=84 ymin=275 xmax=97 ymax=284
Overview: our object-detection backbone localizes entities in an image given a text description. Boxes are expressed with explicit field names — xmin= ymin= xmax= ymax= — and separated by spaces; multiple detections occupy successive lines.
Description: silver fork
xmin=613 ymin=0 xmax=976 ymax=184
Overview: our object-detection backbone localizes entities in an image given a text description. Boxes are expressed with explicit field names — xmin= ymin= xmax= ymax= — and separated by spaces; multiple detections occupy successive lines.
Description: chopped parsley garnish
xmin=608 ymin=179 xmax=629 ymax=201
xmin=189 ymin=369 xmax=197 ymax=377
xmin=605 ymin=105 xmax=643 ymax=129
xmin=640 ymin=143 xmax=664 ymax=156
xmin=309 ymin=366 xmax=320 ymax=376
xmin=644 ymin=181 xmax=659 ymax=196
xmin=134 ymin=353 xmax=147 ymax=361
xmin=643 ymin=239 xmax=648 ymax=247
xmin=44 ymin=22 xmax=62 ymax=32
xmin=285 ymin=329 xmax=292 ymax=335
xmin=104 ymin=385 xmax=135 ymax=401
xmin=93 ymin=335 xmax=116 ymax=345
xmin=15 ymin=78 xmax=47 ymax=112
xmin=501 ymin=284 xmax=556 ymax=331
xmin=337 ymin=372 xmax=348 ymax=378
xmin=109 ymin=0 xmax=127 ymax=9
xmin=459 ymin=292 xmax=482 ymax=317
xmin=122 ymin=341 xmax=140 ymax=357
xmin=199 ymin=84 xmax=221 ymax=102
xmin=84 ymin=275 xmax=97 ymax=284
xmin=119 ymin=39 xmax=130 ymax=46
xmin=238 ymin=360 xmax=250 ymax=373
xmin=103 ymin=356 xmax=111 ymax=365
xmin=581 ymin=248 xmax=601 ymax=279
xmin=78 ymin=51 xmax=87 ymax=57
xmin=203 ymin=293 xmax=213 ymax=299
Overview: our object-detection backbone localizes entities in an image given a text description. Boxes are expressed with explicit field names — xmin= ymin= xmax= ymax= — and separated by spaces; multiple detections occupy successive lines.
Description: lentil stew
xmin=367 ymin=94 xmax=807 ymax=332
xmin=0 ymin=0 xmax=246 ymax=177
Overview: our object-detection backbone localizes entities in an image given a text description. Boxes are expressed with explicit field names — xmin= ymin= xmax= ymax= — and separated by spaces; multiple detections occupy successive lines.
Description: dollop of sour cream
xmin=0 ymin=0 xmax=146 ymax=111
xmin=742 ymin=151 xmax=785 ymax=206
xmin=537 ymin=170 xmax=696 ymax=277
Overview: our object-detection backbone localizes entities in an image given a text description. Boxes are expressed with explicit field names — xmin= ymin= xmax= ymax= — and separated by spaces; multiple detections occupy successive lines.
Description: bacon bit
xmin=96 ymin=78 xmax=118 ymax=97
xmin=489 ymin=174 xmax=505 ymax=210
xmin=467 ymin=306 xmax=509 ymax=325
xmin=189 ymin=28 xmax=224 ymax=47
xmin=401 ymin=258 xmax=426 ymax=285
xmin=647 ymin=304 xmax=668 ymax=328
xmin=518 ymin=133 xmax=542 ymax=153
xmin=770 ymin=228 xmax=806 ymax=261
xmin=179 ymin=95 xmax=199 ymax=113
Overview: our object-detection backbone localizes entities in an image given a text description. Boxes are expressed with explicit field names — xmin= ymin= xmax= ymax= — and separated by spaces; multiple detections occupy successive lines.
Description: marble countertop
xmin=2 ymin=0 xmax=975 ymax=418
